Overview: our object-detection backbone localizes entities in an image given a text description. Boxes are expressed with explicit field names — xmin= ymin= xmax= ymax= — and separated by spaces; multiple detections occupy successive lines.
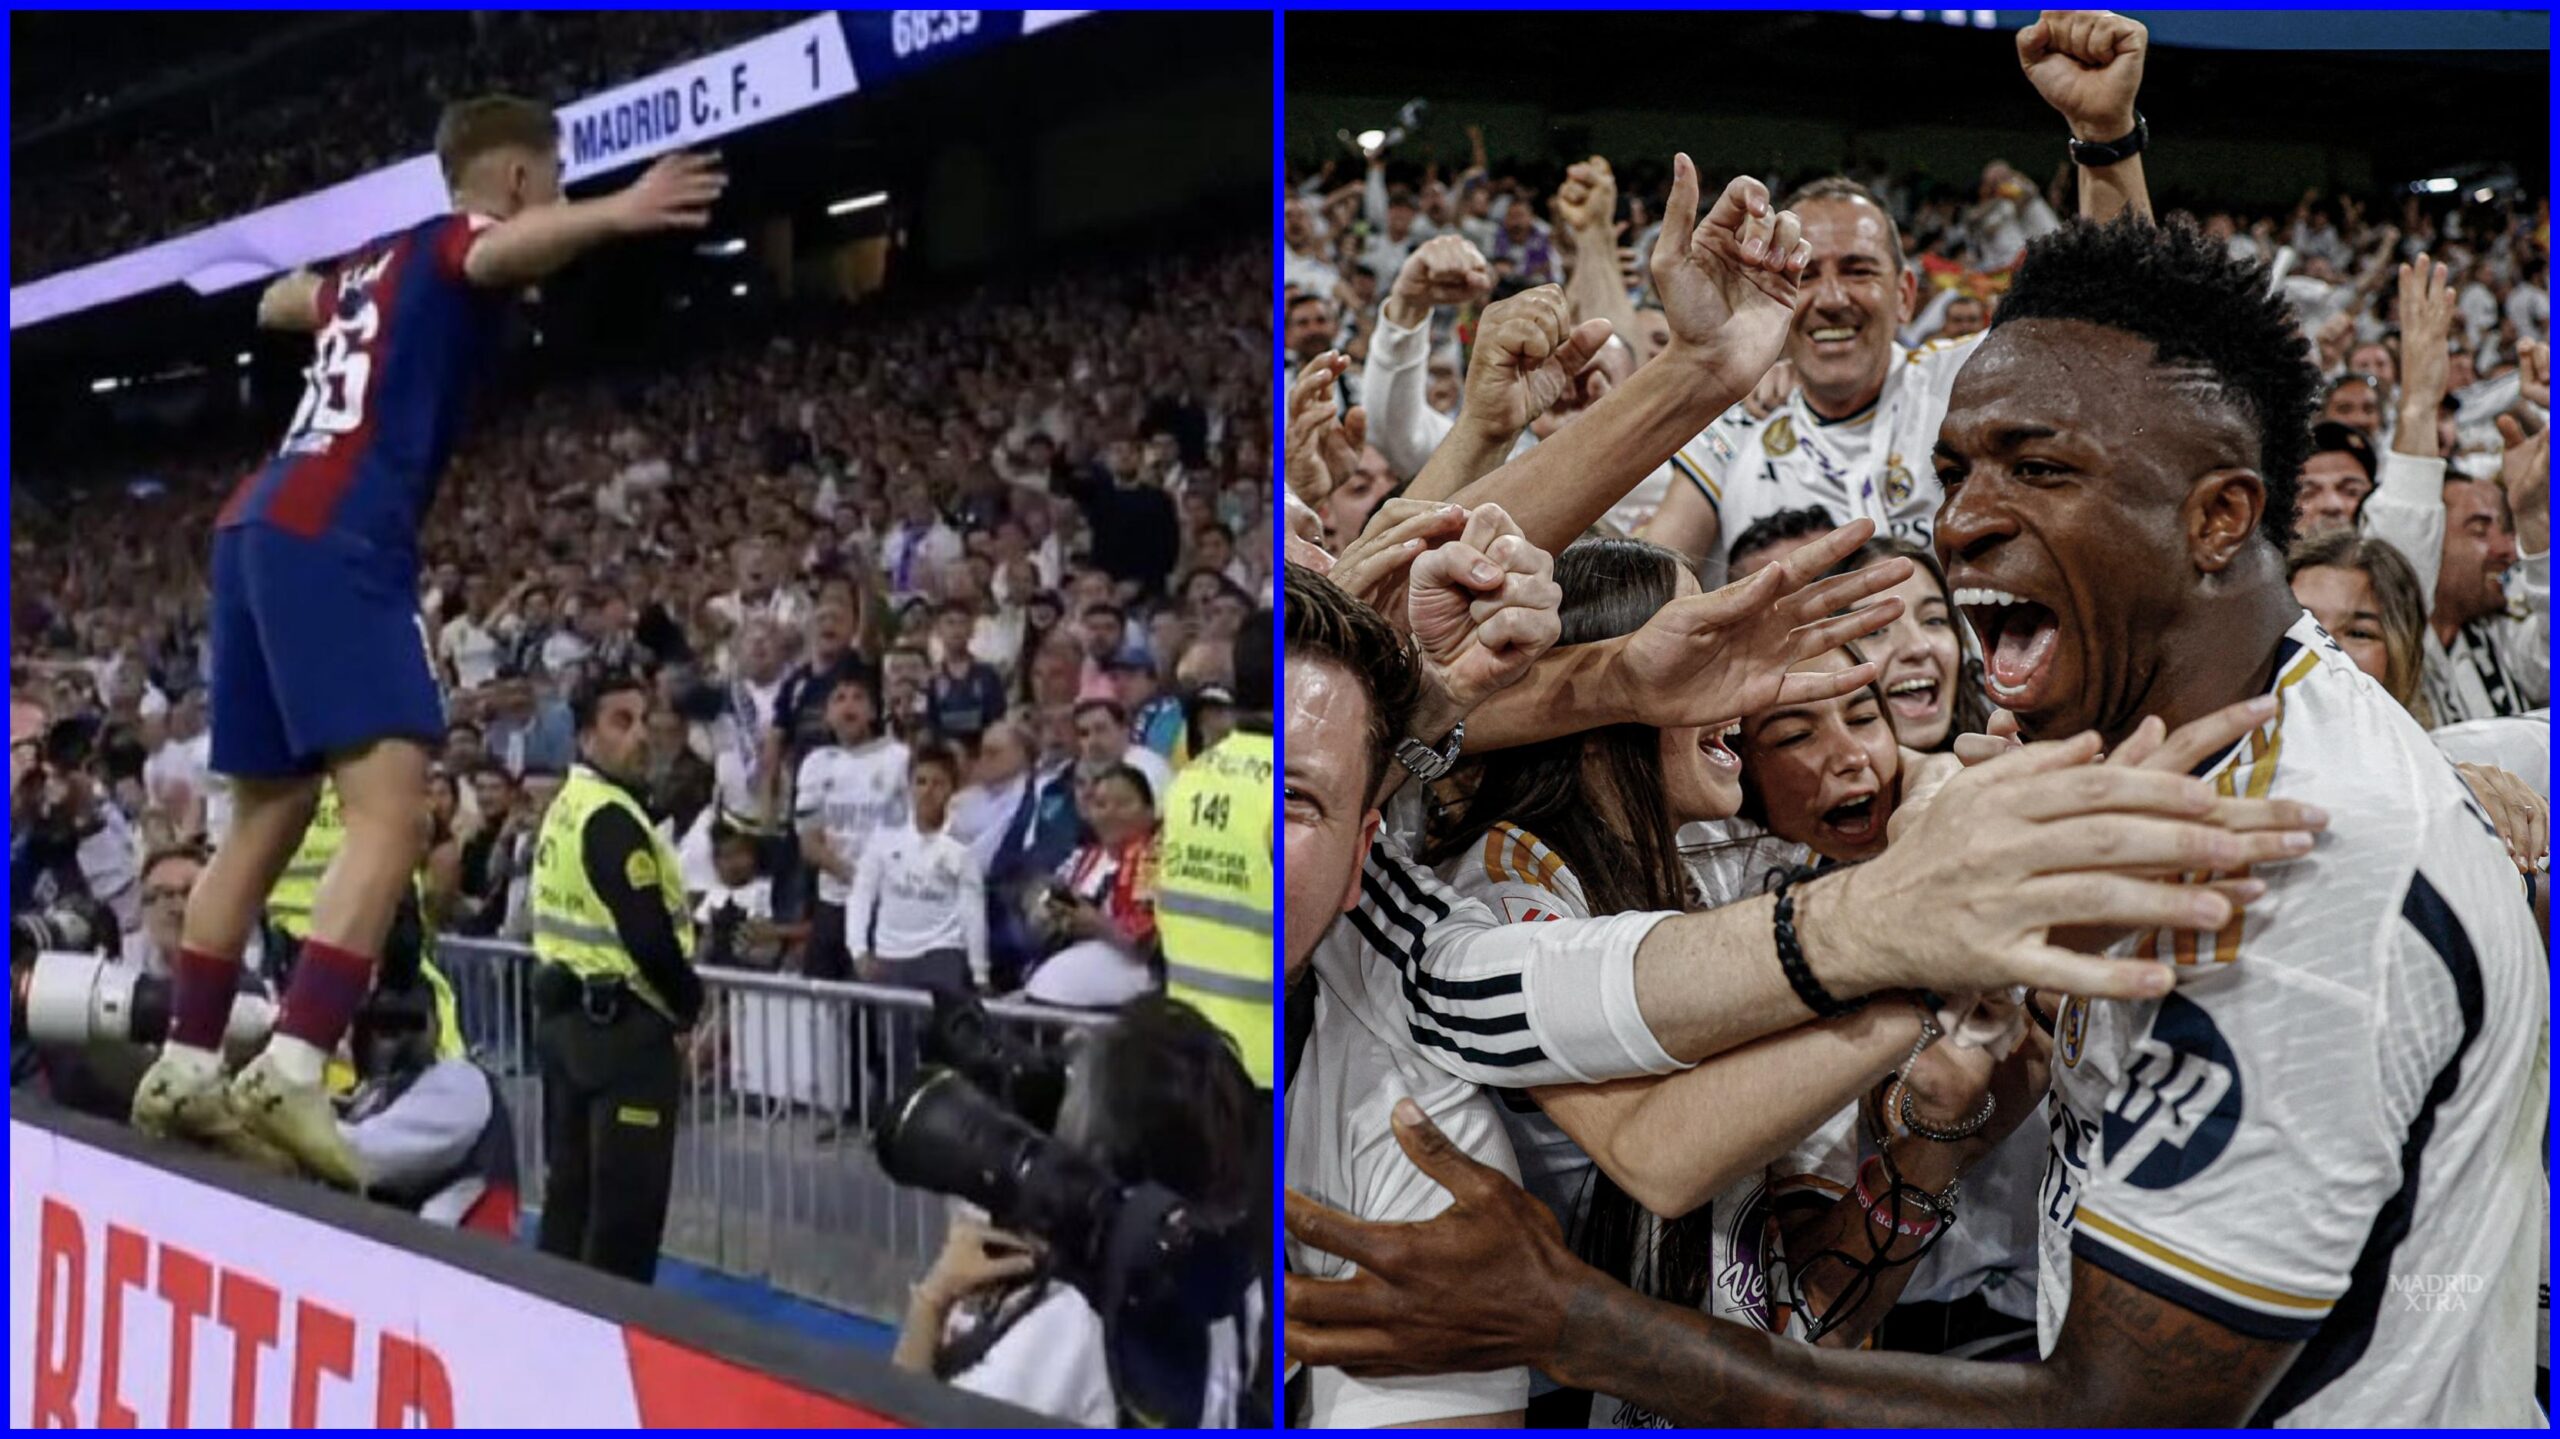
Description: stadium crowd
xmin=13 ymin=10 xmax=793 ymax=283
xmin=12 ymin=239 xmax=1272 ymax=1023
xmin=1280 ymin=11 xmax=2546 ymax=1431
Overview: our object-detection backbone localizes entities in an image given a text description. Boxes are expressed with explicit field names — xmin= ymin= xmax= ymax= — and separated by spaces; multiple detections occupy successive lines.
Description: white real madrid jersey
xmin=1437 ymin=822 xmax=1859 ymax=1432
xmin=1285 ymin=974 xmax=1532 ymax=1426
xmin=2035 ymin=616 xmax=2545 ymax=1427
xmin=1671 ymin=334 xmax=1985 ymax=587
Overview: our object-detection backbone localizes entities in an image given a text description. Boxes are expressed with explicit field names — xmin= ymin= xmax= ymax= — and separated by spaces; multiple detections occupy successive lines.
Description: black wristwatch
xmin=2067 ymin=111 xmax=2148 ymax=168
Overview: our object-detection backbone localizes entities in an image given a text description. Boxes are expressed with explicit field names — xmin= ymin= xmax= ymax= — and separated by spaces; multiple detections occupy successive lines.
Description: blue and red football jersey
xmin=218 ymin=212 xmax=509 ymax=560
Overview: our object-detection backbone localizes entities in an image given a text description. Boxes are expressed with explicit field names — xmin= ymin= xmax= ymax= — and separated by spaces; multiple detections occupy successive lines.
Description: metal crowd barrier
xmin=433 ymin=936 xmax=1110 ymax=1323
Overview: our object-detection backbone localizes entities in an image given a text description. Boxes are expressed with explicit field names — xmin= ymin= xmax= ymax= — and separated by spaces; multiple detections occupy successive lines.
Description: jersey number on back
xmin=284 ymin=253 xmax=390 ymax=447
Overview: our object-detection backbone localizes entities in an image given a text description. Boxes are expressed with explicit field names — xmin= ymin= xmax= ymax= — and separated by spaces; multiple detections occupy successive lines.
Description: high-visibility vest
xmin=271 ymin=781 xmax=462 ymax=1064
xmin=1156 ymin=730 xmax=1274 ymax=1087
xmin=530 ymin=764 xmax=693 ymax=1022
xmin=265 ymin=783 xmax=347 ymax=940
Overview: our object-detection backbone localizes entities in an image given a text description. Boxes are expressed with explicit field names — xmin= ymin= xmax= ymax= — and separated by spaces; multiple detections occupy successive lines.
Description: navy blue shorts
xmin=208 ymin=523 xmax=444 ymax=778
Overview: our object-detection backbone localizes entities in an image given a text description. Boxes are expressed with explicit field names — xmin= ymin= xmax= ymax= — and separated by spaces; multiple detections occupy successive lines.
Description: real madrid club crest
xmin=1884 ymin=454 xmax=1915 ymax=508
xmin=1764 ymin=413 xmax=1797 ymax=456
xmin=2058 ymin=995 xmax=2089 ymax=1069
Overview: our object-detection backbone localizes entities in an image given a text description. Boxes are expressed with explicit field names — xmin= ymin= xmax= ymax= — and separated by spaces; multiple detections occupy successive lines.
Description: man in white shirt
xmin=846 ymin=746 xmax=988 ymax=992
xmin=1283 ymin=196 xmax=1343 ymax=300
xmin=1641 ymin=17 xmax=2156 ymax=585
xmin=437 ymin=574 xmax=504 ymax=693
xmin=795 ymin=675 xmax=910 ymax=983
xmin=880 ymin=484 xmax=964 ymax=602
xmin=142 ymin=689 xmax=213 ymax=842
xmin=2504 ymin=257 xmax=2548 ymax=347
xmin=706 ymin=537 xmax=812 ymax=665
xmin=949 ymin=719 xmax=1036 ymax=875
xmin=1281 ymin=568 xmax=1529 ymax=1429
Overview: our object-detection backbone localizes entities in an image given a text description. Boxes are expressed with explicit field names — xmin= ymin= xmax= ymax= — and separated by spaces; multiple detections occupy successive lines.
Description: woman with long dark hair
xmin=1421 ymin=538 xmax=2036 ymax=1424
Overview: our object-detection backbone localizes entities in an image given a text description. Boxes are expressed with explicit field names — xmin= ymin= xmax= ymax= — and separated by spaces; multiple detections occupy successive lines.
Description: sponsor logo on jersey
xmin=2099 ymin=991 xmax=2242 ymax=1190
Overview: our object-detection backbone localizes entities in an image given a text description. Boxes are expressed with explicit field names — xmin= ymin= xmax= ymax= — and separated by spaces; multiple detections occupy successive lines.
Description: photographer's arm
xmin=581 ymin=807 xmax=703 ymax=1028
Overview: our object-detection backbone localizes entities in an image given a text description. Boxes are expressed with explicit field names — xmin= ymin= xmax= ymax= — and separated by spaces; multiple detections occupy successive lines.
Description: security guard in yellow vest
xmin=266 ymin=781 xmax=466 ymax=1076
xmin=529 ymin=669 xmax=702 ymax=1285
xmin=1157 ymin=613 xmax=1275 ymax=1088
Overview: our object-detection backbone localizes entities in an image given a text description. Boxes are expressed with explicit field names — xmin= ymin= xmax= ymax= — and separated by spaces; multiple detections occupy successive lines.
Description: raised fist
xmin=1551 ymin=157 xmax=1619 ymax=235
xmin=2018 ymin=10 xmax=2147 ymax=143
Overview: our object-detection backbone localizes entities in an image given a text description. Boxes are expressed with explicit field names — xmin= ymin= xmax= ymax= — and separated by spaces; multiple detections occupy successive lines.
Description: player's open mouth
xmin=1819 ymin=791 xmax=1881 ymax=843
xmin=1885 ymin=676 xmax=1940 ymax=721
xmin=1700 ymin=721 xmax=1741 ymax=772
xmin=1955 ymin=586 xmax=2062 ymax=709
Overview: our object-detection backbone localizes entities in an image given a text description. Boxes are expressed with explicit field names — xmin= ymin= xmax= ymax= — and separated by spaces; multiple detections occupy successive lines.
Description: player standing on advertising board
xmin=130 ymin=96 xmax=726 ymax=1185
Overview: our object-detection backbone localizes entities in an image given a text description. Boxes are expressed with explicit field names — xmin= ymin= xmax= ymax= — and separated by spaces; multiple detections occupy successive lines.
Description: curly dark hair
xmin=1993 ymin=215 xmax=2320 ymax=547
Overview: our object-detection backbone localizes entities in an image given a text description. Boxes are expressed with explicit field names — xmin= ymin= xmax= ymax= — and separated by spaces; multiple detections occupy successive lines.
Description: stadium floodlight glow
xmin=89 ymin=377 xmax=120 ymax=394
xmin=235 ymin=351 xmax=252 ymax=367
xmin=2416 ymin=177 xmax=2461 ymax=194
xmin=731 ymin=283 xmax=750 ymax=298
xmin=696 ymin=238 xmax=748 ymax=258
xmin=2474 ymin=187 xmax=2496 ymax=203
xmin=827 ymin=191 xmax=891 ymax=216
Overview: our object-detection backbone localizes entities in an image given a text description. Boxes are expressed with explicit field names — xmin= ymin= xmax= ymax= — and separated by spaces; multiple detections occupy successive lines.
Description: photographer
xmin=11 ymin=717 xmax=142 ymax=931
xmin=337 ymin=970 xmax=521 ymax=1238
xmin=889 ymin=995 xmax=1260 ymax=1427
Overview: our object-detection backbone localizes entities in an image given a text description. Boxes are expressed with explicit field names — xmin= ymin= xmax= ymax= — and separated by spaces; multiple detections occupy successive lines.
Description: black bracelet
xmin=1773 ymin=864 xmax=1865 ymax=1019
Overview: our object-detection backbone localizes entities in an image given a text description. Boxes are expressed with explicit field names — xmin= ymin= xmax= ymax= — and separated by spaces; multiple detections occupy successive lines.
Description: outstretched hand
xmin=612 ymin=151 xmax=727 ymax=232
xmin=1285 ymin=353 xmax=1365 ymax=512
xmin=2495 ymin=340 xmax=2550 ymax=549
xmin=1609 ymin=518 xmax=1911 ymax=728
xmin=1826 ymin=709 xmax=2328 ymax=1002
xmin=1285 ymin=1098 xmax=1581 ymax=1378
xmin=1649 ymin=155 xmax=1809 ymax=379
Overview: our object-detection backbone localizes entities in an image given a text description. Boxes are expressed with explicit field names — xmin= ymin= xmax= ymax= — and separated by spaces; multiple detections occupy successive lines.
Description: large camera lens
xmin=875 ymin=1069 xmax=1051 ymax=1217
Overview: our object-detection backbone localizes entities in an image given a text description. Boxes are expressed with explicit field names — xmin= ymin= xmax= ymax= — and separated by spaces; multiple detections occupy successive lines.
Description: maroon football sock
xmin=274 ymin=939 xmax=379 ymax=1051
xmin=170 ymin=947 xmax=244 ymax=1051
